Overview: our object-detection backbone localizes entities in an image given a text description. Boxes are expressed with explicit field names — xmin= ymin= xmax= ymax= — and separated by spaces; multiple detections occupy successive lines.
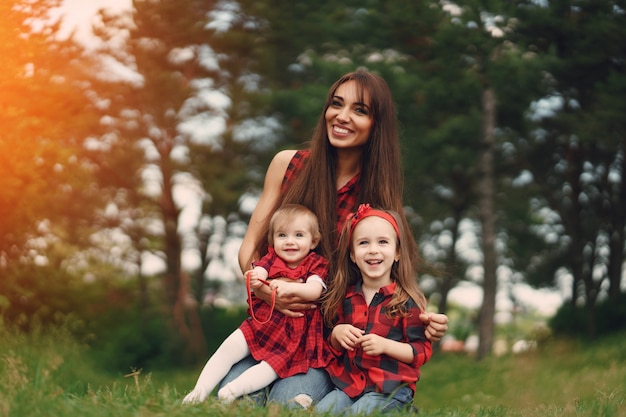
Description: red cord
xmin=245 ymin=271 xmax=276 ymax=324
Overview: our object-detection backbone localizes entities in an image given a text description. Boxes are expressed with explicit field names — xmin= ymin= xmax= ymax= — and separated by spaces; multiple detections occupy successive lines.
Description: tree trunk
xmin=438 ymin=207 xmax=463 ymax=317
xmin=161 ymin=161 xmax=183 ymax=311
xmin=608 ymin=139 xmax=626 ymax=301
xmin=564 ymin=143 xmax=584 ymax=307
xmin=477 ymin=86 xmax=497 ymax=360
xmin=156 ymin=139 xmax=205 ymax=360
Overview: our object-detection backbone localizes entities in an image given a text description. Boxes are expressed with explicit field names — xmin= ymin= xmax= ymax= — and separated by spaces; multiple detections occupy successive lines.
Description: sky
xmin=59 ymin=0 xmax=131 ymax=42
xmin=57 ymin=0 xmax=566 ymax=319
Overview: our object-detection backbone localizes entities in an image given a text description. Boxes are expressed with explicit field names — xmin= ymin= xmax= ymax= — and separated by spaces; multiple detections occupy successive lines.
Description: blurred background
xmin=1 ymin=0 xmax=625 ymax=373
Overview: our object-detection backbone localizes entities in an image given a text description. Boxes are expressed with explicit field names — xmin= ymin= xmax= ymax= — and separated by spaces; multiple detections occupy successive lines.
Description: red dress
xmin=239 ymin=248 xmax=331 ymax=378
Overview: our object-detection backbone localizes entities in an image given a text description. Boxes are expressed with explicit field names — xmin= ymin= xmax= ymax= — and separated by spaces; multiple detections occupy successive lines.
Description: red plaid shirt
xmin=282 ymin=150 xmax=359 ymax=233
xmin=325 ymin=282 xmax=432 ymax=398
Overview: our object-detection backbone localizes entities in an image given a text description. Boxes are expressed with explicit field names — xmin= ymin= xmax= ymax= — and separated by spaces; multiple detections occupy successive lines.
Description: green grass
xmin=1 ymin=323 xmax=624 ymax=417
xmin=416 ymin=334 xmax=625 ymax=416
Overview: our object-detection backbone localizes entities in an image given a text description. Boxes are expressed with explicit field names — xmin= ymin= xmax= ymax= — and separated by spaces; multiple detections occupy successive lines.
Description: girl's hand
xmin=332 ymin=324 xmax=365 ymax=351
xmin=419 ymin=312 xmax=449 ymax=342
xmin=359 ymin=333 xmax=388 ymax=356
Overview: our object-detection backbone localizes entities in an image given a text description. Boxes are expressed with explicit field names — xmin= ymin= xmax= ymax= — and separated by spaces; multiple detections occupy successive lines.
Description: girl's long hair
xmin=253 ymin=70 xmax=418 ymax=281
xmin=322 ymin=209 xmax=427 ymax=327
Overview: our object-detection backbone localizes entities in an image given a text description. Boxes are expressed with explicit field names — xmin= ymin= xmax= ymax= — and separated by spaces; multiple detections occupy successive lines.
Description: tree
xmin=513 ymin=0 xmax=626 ymax=337
xmin=84 ymin=0 xmax=279 ymax=360
xmin=413 ymin=1 xmax=540 ymax=358
xmin=0 ymin=0 xmax=112 ymax=324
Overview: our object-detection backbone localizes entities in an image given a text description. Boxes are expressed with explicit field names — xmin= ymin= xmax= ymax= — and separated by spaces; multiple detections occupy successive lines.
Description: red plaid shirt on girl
xmin=325 ymin=281 xmax=432 ymax=398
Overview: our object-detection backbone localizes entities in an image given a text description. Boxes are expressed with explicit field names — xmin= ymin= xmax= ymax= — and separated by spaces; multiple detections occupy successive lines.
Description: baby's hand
xmin=246 ymin=270 xmax=263 ymax=289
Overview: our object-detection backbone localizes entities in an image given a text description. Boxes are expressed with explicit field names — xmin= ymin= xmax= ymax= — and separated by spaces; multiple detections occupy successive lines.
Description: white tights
xmin=182 ymin=329 xmax=278 ymax=404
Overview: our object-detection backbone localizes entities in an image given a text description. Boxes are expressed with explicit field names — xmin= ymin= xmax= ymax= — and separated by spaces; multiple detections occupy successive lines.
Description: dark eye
xmin=355 ymin=106 xmax=369 ymax=115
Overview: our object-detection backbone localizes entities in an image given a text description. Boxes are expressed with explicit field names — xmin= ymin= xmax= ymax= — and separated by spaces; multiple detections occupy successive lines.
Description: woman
xmin=224 ymin=70 xmax=448 ymax=408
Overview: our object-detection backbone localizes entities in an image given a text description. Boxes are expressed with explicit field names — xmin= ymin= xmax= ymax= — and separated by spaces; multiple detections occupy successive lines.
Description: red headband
xmin=347 ymin=204 xmax=400 ymax=240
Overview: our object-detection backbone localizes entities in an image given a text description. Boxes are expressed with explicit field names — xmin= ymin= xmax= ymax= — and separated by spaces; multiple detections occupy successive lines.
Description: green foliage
xmin=88 ymin=307 xmax=172 ymax=372
xmin=0 ymin=0 xmax=106 ymax=261
xmin=0 ymin=322 xmax=111 ymax=416
xmin=85 ymin=303 xmax=249 ymax=372
xmin=0 ymin=250 xmax=249 ymax=372
xmin=550 ymin=293 xmax=626 ymax=338
xmin=199 ymin=305 xmax=249 ymax=356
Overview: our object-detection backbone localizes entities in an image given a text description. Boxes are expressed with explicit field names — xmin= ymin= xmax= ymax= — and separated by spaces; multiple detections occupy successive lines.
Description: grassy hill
xmin=1 ymin=324 xmax=624 ymax=417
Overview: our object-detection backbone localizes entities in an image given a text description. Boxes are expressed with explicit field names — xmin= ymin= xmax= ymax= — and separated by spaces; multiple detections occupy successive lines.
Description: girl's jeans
xmin=316 ymin=386 xmax=414 ymax=415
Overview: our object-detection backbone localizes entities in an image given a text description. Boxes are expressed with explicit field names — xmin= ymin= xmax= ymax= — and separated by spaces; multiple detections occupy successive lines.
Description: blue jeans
xmin=218 ymin=355 xmax=334 ymax=408
xmin=316 ymin=386 xmax=414 ymax=416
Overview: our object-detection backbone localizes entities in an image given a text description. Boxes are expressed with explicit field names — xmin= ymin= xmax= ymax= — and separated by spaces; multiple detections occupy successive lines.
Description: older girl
xmin=317 ymin=204 xmax=431 ymax=415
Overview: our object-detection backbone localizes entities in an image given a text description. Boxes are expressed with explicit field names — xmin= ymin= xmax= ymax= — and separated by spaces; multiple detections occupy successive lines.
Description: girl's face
xmin=272 ymin=217 xmax=318 ymax=268
xmin=325 ymin=80 xmax=373 ymax=150
xmin=350 ymin=216 xmax=399 ymax=286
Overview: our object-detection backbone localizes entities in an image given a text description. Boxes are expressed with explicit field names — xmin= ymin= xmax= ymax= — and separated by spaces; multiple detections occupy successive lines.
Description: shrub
xmin=549 ymin=293 xmax=626 ymax=338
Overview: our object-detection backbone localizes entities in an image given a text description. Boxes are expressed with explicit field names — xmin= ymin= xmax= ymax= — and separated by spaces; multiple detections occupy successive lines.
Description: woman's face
xmin=325 ymin=80 xmax=373 ymax=150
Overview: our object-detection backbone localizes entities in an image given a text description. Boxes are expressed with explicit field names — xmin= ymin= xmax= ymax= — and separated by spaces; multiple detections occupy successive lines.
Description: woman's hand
xmin=419 ymin=312 xmax=449 ymax=342
xmin=253 ymin=284 xmax=315 ymax=318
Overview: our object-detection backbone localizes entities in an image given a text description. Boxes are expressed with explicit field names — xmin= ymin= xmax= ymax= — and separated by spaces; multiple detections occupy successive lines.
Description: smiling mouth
xmin=333 ymin=125 xmax=351 ymax=135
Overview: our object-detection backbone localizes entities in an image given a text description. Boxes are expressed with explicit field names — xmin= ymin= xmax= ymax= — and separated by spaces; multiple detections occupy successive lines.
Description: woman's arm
xmin=238 ymin=150 xmax=296 ymax=272
xmin=238 ymin=150 xmax=315 ymax=316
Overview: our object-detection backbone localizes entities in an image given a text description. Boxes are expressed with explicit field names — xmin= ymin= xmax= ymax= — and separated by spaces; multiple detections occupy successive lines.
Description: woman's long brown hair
xmin=252 ymin=70 xmax=419 ymax=284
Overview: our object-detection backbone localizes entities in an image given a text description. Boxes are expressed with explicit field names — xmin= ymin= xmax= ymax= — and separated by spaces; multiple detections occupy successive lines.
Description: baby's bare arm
xmin=269 ymin=279 xmax=323 ymax=301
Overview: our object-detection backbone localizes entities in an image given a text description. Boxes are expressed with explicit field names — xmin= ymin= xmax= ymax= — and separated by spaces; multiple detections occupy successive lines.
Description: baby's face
xmin=272 ymin=218 xmax=317 ymax=268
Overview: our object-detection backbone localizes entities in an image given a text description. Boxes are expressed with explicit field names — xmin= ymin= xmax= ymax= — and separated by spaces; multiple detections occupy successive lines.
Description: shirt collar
xmin=347 ymin=280 xmax=397 ymax=298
